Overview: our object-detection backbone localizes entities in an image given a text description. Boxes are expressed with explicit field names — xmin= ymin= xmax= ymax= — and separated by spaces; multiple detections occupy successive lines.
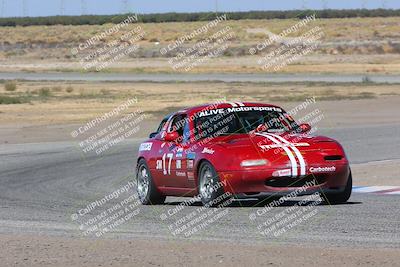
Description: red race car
xmin=136 ymin=102 xmax=352 ymax=206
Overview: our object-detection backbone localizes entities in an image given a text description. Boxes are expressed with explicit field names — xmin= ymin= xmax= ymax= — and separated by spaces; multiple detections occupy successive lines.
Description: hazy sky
xmin=1 ymin=0 xmax=400 ymax=18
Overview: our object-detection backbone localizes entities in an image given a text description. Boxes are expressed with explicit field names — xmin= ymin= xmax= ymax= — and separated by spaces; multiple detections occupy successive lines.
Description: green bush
xmin=4 ymin=81 xmax=17 ymax=91
xmin=51 ymin=86 xmax=63 ymax=92
xmin=0 ymin=95 xmax=24 ymax=104
xmin=38 ymin=87 xmax=52 ymax=97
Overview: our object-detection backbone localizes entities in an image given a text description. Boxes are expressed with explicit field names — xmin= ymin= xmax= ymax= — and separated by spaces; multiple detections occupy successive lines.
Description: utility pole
xmin=302 ymin=0 xmax=308 ymax=10
xmin=1 ymin=0 xmax=5 ymax=18
xmin=81 ymin=0 xmax=87 ymax=15
xmin=322 ymin=0 xmax=328 ymax=10
xmin=60 ymin=0 xmax=65 ymax=15
xmin=215 ymin=0 xmax=218 ymax=16
xmin=122 ymin=0 xmax=128 ymax=14
xmin=22 ymin=0 xmax=28 ymax=16
xmin=362 ymin=0 xmax=367 ymax=9
xmin=381 ymin=0 xmax=387 ymax=9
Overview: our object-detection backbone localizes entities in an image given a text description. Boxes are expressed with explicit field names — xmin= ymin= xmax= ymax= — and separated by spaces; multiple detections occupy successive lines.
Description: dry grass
xmin=0 ymin=17 xmax=399 ymax=45
xmin=0 ymin=17 xmax=399 ymax=74
xmin=0 ymin=80 xmax=398 ymax=125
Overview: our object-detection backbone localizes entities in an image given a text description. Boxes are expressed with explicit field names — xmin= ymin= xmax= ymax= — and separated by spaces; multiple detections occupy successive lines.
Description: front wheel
xmin=198 ymin=161 xmax=229 ymax=207
xmin=136 ymin=159 xmax=166 ymax=205
xmin=321 ymin=170 xmax=352 ymax=204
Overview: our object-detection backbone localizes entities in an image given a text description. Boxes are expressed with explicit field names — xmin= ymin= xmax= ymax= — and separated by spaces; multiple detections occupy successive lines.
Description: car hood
xmin=204 ymin=132 xmax=347 ymax=171
xmin=210 ymin=132 xmax=337 ymax=148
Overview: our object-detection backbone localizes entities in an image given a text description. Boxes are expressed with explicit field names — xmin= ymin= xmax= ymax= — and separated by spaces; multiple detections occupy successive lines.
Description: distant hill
xmin=0 ymin=9 xmax=399 ymax=27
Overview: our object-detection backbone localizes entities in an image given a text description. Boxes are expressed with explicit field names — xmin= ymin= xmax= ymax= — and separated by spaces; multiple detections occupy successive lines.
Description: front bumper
xmin=218 ymin=164 xmax=350 ymax=196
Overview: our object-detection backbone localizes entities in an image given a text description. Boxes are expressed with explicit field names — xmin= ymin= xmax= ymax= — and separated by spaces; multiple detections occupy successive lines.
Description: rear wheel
xmin=321 ymin=171 xmax=352 ymax=204
xmin=198 ymin=161 xmax=228 ymax=207
xmin=136 ymin=159 xmax=166 ymax=205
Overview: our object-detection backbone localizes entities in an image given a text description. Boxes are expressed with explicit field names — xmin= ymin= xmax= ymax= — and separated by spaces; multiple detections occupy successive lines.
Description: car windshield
xmin=194 ymin=107 xmax=298 ymax=140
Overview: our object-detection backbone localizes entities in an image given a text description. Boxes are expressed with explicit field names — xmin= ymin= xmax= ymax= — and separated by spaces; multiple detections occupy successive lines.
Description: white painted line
xmin=385 ymin=190 xmax=400 ymax=195
xmin=353 ymin=186 xmax=400 ymax=195
xmin=352 ymin=186 xmax=399 ymax=193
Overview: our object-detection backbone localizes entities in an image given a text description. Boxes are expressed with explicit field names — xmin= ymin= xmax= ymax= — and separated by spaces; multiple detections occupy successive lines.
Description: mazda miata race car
xmin=136 ymin=102 xmax=352 ymax=206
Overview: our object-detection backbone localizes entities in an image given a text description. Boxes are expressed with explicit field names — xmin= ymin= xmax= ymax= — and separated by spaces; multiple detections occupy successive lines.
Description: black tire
xmin=136 ymin=158 xmax=166 ymax=205
xmin=322 ymin=170 xmax=352 ymax=204
xmin=198 ymin=161 xmax=229 ymax=207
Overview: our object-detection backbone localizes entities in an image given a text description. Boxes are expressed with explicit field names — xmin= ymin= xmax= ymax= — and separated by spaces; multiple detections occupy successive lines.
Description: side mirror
xmin=149 ymin=132 xmax=157 ymax=138
xmin=299 ymin=123 xmax=311 ymax=133
xmin=164 ymin=131 xmax=179 ymax=142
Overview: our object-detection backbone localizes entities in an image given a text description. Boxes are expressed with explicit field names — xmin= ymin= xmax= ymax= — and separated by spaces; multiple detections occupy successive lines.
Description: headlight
xmin=240 ymin=159 xmax=268 ymax=167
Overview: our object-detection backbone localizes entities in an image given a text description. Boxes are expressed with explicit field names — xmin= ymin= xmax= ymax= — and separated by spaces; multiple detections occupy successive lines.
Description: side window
xmin=169 ymin=114 xmax=189 ymax=143
xmin=156 ymin=118 xmax=168 ymax=133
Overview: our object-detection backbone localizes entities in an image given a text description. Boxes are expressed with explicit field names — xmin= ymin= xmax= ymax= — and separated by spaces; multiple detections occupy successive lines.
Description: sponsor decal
xmin=139 ymin=142 xmax=152 ymax=151
xmin=309 ymin=166 xmax=336 ymax=173
xmin=187 ymin=159 xmax=194 ymax=169
xmin=198 ymin=106 xmax=282 ymax=117
xmin=176 ymin=159 xmax=182 ymax=169
xmin=187 ymin=152 xmax=196 ymax=159
xmin=176 ymin=147 xmax=183 ymax=158
xmin=156 ymin=160 xmax=162 ymax=170
xmin=201 ymin=147 xmax=215 ymax=154
xmin=272 ymin=169 xmax=292 ymax=177
xmin=187 ymin=171 xmax=195 ymax=181
xmin=176 ymin=171 xmax=186 ymax=177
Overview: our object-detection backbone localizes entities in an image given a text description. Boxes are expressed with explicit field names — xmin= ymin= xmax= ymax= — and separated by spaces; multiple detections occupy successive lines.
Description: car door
xmin=147 ymin=116 xmax=169 ymax=187
xmin=161 ymin=113 xmax=192 ymax=188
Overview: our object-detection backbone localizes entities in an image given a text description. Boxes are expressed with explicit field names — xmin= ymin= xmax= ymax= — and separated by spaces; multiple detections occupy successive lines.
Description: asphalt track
xmin=0 ymin=125 xmax=399 ymax=248
xmin=1 ymin=72 xmax=400 ymax=83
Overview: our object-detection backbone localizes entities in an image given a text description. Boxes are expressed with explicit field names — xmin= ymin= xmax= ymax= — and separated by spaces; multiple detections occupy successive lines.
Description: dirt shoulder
xmin=0 ymin=233 xmax=398 ymax=267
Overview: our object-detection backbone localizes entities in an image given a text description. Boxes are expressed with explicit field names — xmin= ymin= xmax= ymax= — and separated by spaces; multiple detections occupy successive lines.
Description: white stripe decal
xmin=227 ymin=102 xmax=237 ymax=107
xmin=267 ymin=133 xmax=307 ymax=176
xmin=256 ymin=133 xmax=298 ymax=177
xmin=236 ymin=102 xmax=245 ymax=107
